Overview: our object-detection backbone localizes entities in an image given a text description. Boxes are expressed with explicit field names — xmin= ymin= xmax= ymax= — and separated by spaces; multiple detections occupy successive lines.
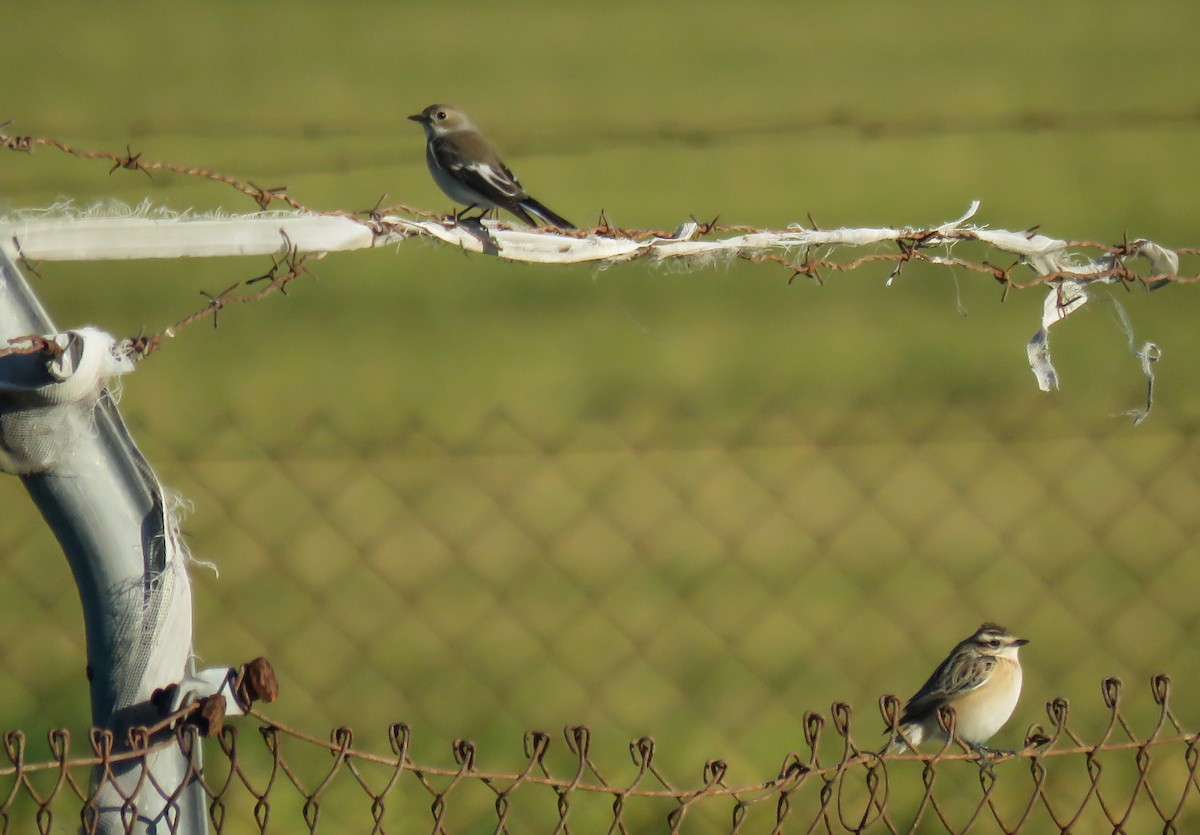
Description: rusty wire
xmin=5 ymin=132 xmax=1199 ymax=832
xmin=1 ymin=675 xmax=1198 ymax=833
xmin=2 ymin=129 xmax=1199 ymax=366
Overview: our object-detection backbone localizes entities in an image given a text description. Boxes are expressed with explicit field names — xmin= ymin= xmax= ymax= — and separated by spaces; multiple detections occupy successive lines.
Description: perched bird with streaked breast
xmin=408 ymin=104 xmax=575 ymax=229
xmin=884 ymin=622 xmax=1029 ymax=755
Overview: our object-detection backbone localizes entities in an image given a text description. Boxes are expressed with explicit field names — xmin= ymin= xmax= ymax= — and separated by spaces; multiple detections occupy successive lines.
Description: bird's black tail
xmin=519 ymin=197 xmax=575 ymax=230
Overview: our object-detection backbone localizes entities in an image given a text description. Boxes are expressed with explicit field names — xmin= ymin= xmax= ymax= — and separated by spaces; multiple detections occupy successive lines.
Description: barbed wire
xmin=5 ymin=126 xmax=1197 ymax=834
xmin=1 ymin=128 xmax=1196 ymax=378
xmin=1 ymin=673 xmax=1196 ymax=833
xmin=587 ymin=104 xmax=1200 ymax=147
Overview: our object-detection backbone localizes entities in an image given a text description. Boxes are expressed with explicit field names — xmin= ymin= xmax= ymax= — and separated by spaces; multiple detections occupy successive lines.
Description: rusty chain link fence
xmin=3 ymin=130 xmax=1200 ymax=832
xmin=2 ymin=677 xmax=1199 ymax=833
xmin=4 ymin=397 xmax=1200 ymax=833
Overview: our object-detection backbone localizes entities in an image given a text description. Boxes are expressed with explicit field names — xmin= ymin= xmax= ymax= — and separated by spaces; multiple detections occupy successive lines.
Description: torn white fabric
xmin=0 ymin=327 xmax=134 ymax=400
xmin=0 ymin=213 xmax=374 ymax=261
xmin=0 ymin=328 xmax=136 ymax=474
xmin=1133 ymin=239 xmax=1179 ymax=278
xmin=1027 ymin=281 xmax=1088 ymax=392
xmin=0 ymin=204 xmax=1184 ymax=408
xmin=1122 ymin=343 xmax=1161 ymax=425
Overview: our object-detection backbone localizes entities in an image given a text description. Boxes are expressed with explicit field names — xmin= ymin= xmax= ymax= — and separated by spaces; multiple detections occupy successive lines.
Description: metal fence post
xmin=0 ymin=248 xmax=206 ymax=833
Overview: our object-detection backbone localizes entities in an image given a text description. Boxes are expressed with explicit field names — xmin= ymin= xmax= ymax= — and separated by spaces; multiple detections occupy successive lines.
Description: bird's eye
xmin=436 ymin=111 xmax=447 ymax=120
xmin=987 ymin=639 xmax=1001 ymax=648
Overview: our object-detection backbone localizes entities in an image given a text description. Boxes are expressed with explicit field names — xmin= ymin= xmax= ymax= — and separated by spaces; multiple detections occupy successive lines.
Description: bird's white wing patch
xmin=466 ymin=161 xmax=524 ymax=200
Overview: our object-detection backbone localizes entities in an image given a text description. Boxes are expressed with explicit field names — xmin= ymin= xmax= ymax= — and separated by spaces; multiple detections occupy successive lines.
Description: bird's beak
xmin=1014 ymin=637 xmax=1030 ymax=646
xmin=407 ymin=113 xmax=427 ymax=123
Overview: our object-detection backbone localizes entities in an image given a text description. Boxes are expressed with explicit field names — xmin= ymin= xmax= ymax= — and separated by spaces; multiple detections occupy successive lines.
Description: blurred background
xmin=3 ymin=0 xmax=1200 ymax=829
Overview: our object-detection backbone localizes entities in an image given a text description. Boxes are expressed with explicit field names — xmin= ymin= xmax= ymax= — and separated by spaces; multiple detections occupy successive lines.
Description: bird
xmin=884 ymin=622 xmax=1029 ymax=755
xmin=407 ymin=104 xmax=575 ymax=229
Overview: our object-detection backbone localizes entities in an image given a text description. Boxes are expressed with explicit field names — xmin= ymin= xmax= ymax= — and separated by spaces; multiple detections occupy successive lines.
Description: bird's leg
xmin=452 ymin=204 xmax=491 ymax=225
xmin=969 ymin=743 xmax=1013 ymax=759
xmin=450 ymin=204 xmax=481 ymax=225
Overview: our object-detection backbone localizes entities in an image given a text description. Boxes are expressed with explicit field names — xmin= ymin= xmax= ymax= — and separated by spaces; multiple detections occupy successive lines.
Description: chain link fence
xmin=2 ymin=677 xmax=1199 ymax=833
xmin=2 ymin=130 xmax=1199 ymax=831
xmin=3 ymin=393 xmax=1200 ymax=831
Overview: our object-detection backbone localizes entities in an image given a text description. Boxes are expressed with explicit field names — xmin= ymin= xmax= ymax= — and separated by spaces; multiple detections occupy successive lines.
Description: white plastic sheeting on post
xmin=0 ymin=248 xmax=206 ymax=833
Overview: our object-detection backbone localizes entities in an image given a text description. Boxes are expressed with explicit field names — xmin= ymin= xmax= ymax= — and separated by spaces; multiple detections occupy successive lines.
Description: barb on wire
xmin=0 ymin=129 xmax=1194 ymax=412
xmin=0 ymin=125 xmax=435 ymax=220
xmin=2 ymin=128 xmax=1194 ymax=284
xmin=124 ymin=244 xmax=313 ymax=359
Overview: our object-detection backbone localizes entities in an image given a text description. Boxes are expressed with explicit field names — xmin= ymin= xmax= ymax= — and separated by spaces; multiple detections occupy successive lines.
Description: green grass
xmin=4 ymin=1 xmax=1200 ymax=830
